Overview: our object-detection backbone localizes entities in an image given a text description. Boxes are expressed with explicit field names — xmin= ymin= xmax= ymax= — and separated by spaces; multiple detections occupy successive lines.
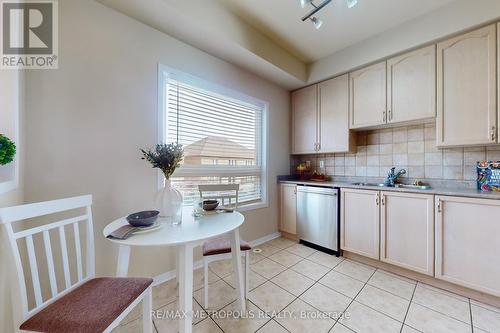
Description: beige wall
xmin=23 ymin=0 xmax=289 ymax=285
xmin=0 ymin=70 xmax=24 ymax=332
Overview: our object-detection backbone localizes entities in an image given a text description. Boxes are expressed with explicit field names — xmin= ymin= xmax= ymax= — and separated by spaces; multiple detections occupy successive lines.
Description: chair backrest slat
xmin=73 ymin=223 xmax=83 ymax=281
xmin=42 ymin=230 xmax=58 ymax=298
xmin=58 ymin=226 xmax=71 ymax=289
xmin=198 ymin=184 xmax=240 ymax=208
xmin=0 ymin=195 xmax=94 ymax=319
xmin=26 ymin=235 xmax=43 ymax=307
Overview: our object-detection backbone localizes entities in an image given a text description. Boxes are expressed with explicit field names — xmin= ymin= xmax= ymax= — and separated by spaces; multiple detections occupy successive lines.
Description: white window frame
xmin=157 ymin=64 xmax=269 ymax=211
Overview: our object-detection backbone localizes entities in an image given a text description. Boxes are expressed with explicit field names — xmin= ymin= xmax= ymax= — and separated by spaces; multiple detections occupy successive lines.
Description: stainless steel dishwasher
xmin=296 ymin=185 xmax=340 ymax=255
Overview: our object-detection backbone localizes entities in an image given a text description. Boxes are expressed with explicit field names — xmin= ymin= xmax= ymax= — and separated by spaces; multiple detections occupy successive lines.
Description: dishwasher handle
xmin=296 ymin=185 xmax=337 ymax=196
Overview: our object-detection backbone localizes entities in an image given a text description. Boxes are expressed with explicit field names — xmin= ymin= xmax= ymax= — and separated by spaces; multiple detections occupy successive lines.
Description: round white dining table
xmin=103 ymin=206 xmax=246 ymax=333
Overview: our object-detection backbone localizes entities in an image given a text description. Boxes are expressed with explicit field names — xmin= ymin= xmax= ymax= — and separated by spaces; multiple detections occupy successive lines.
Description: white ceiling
xmin=217 ymin=0 xmax=456 ymax=63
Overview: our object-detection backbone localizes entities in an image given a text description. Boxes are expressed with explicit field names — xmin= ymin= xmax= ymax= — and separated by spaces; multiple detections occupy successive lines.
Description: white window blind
xmin=161 ymin=71 xmax=267 ymax=207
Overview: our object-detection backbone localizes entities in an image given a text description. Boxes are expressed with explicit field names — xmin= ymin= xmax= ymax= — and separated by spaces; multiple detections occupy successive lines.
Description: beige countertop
xmin=278 ymin=179 xmax=500 ymax=200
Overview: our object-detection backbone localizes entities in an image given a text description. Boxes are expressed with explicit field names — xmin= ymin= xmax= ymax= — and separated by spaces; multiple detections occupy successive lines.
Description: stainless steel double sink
xmin=351 ymin=182 xmax=432 ymax=190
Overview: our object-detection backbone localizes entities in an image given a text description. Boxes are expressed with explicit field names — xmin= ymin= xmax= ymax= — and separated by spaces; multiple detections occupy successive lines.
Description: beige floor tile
xmin=112 ymin=318 xmax=157 ymax=333
xmin=266 ymin=237 xmax=297 ymax=249
xmin=319 ymin=271 xmax=364 ymax=298
xmin=334 ymin=260 xmax=376 ymax=282
xmin=471 ymin=303 xmax=500 ymax=333
xmin=153 ymin=279 xmax=178 ymax=309
xmin=418 ymin=283 xmax=468 ymax=302
xmin=120 ymin=301 xmax=143 ymax=325
xmin=405 ymin=303 xmax=472 ymax=333
xmin=251 ymin=258 xmax=287 ymax=279
xmin=307 ymin=252 xmax=344 ymax=268
xmin=256 ymin=320 xmax=289 ymax=333
xmin=330 ymin=323 xmax=355 ymax=333
xmin=209 ymin=259 xmax=235 ymax=278
xmin=255 ymin=243 xmax=283 ymax=257
xmin=367 ymin=270 xmax=416 ymax=300
xmin=153 ymin=298 xmax=208 ymax=333
xmin=276 ymin=299 xmax=336 ymax=333
xmin=192 ymin=318 xmax=223 ymax=333
xmin=285 ymin=244 xmax=317 ymax=258
xmin=339 ymin=301 xmax=402 ymax=333
xmin=193 ymin=279 xmax=237 ymax=311
xmin=355 ymin=285 xmax=410 ymax=321
xmin=249 ymin=251 xmax=266 ymax=265
xmin=213 ymin=300 xmax=270 ymax=333
xmin=300 ymin=283 xmax=351 ymax=319
xmin=269 ymin=250 xmax=303 ymax=267
xmin=412 ymin=283 xmax=471 ymax=324
xmin=271 ymin=269 xmax=315 ymax=296
xmin=470 ymin=299 xmax=500 ymax=314
xmin=193 ymin=267 xmax=220 ymax=291
xmin=248 ymin=281 xmax=295 ymax=314
xmin=224 ymin=269 xmax=267 ymax=291
xmin=401 ymin=325 xmax=421 ymax=332
xmin=290 ymin=259 xmax=330 ymax=281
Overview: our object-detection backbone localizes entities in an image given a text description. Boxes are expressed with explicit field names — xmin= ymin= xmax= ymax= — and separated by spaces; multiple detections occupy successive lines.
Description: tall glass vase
xmin=155 ymin=179 xmax=183 ymax=224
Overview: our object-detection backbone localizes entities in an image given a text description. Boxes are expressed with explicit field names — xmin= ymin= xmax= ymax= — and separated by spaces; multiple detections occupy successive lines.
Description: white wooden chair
xmin=198 ymin=184 xmax=251 ymax=309
xmin=0 ymin=195 xmax=153 ymax=333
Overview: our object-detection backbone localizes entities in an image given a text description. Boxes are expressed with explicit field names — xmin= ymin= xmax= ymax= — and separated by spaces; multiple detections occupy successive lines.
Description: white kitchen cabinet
xmin=279 ymin=183 xmax=297 ymax=235
xmin=437 ymin=24 xmax=497 ymax=147
xmin=435 ymin=195 xmax=500 ymax=297
xmin=292 ymin=75 xmax=354 ymax=154
xmin=349 ymin=61 xmax=387 ymax=129
xmin=318 ymin=74 xmax=355 ymax=153
xmin=292 ymin=85 xmax=317 ymax=154
xmin=380 ymin=192 xmax=434 ymax=276
xmin=387 ymin=45 xmax=436 ymax=124
xmin=341 ymin=188 xmax=380 ymax=259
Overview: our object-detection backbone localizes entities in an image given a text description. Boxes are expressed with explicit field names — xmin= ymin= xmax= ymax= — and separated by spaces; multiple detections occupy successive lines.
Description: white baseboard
xmin=153 ymin=231 xmax=282 ymax=286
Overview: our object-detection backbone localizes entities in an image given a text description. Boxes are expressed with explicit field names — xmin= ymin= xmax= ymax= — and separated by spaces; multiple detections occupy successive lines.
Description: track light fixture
xmin=299 ymin=0 xmax=358 ymax=29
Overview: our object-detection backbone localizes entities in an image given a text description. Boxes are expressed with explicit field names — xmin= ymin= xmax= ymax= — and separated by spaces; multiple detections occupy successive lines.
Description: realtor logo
xmin=1 ymin=0 xmax=58 ymax=69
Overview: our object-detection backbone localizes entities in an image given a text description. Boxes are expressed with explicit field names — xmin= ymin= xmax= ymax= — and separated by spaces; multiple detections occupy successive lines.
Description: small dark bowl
xmin=202 ymin=200 xmax=219 ymax=211
xmin=126 ymin=210 xmax=159 ymax=227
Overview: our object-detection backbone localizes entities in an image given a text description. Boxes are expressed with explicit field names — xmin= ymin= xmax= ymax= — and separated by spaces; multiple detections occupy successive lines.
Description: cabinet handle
xmin=388 ymin=109 xmax=392 ymax=121
xmin=375 ymin=194 xmax=379 ymax=206
xmin=437 ymin=198 xmax=442 ymax=213
xmin=317 ymin=142 xmax=321 ymax=151
xmin=491 ymin=126 xmax=496 ymax=141
xmin=383 ymin=110 xmax=387 ymax=122
xmin=381 ymin=195 xmax=385 ymax=206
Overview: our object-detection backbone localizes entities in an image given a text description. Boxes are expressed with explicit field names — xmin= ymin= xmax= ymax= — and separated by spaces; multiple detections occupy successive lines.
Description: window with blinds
xmin=159 ymin=68 xmax=267 ymax=208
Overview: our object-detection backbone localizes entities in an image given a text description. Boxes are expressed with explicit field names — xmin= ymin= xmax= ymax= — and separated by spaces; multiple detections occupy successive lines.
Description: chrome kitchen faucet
xmin=384 ymin=167 xmax=407 ymax=187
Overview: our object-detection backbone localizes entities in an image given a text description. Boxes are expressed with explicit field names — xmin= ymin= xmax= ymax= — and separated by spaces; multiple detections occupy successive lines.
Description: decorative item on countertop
xmin=126 ymin=210 xmax=159 ymax=227
xmin=0 ymin=134 xmax=16 ymax=166
xmin=141 ymin=143 xmax=184 ymax=224
xmin=477 ymin=161 xmax=500 ymax=192
xmin=310 ymin=170 xmax=330 ymax=182
xmin=296 ymin=161 xmax=311 ymax=180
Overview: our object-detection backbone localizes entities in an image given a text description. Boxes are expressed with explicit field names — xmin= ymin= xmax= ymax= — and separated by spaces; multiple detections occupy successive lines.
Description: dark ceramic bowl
xmin=126 ymin=210 xmax=159 ymax=227
xmin=202 ymin=200 xmax=219 ymax=211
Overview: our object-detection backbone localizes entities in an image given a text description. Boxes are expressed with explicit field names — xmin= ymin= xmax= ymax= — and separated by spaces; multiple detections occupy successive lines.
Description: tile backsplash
xmin=291 ymin=123 xmax=500 ymax=183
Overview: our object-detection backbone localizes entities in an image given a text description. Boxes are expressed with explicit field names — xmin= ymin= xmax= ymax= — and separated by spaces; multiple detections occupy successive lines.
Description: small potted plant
xmin=141 ymin=143 xmax=184 ymax=223
xmin=0 ymin=134 xmax=16 ymax=166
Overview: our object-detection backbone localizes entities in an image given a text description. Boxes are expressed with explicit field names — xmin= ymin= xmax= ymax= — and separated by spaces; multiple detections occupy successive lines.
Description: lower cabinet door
xmin=341 ymin=189 xmax=380 ymax=259
xmin=279 ymin=184 xmax=297 ymax=235
xmin=436 ymin=195 xmax=500 ymax=297
xmin=380 ymin=192 xmax=434 ymax=276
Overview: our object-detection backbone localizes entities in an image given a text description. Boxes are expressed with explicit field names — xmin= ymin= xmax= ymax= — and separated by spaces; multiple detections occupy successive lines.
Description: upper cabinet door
xmin=437 ymin=24 xmax=497 ymax=147
xmin=318 ymin=74 xmax=354 ymax=153
xmin=387 ymin=45 xmax=436 ymax=124
xmin=349 ymin=61 xmax=387 ymax=129
xmin=292 ymin=85 xmax=318 ymax=154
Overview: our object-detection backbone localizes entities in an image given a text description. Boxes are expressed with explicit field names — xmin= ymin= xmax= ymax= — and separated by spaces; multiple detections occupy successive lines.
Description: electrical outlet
xmin=319 ymin=160 xmax=325 ymax=169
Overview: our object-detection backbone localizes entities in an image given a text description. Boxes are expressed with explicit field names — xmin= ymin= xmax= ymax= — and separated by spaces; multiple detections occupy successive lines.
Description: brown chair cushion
xmin=202 ymin=236 xmax=252 ymax=256
xmin=20 ymin=277 xmax=153 ymax=333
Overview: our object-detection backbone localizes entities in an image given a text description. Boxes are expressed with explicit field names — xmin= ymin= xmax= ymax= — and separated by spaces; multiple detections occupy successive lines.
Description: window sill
xmin=237 ymin=201 xmax=268 ymax=212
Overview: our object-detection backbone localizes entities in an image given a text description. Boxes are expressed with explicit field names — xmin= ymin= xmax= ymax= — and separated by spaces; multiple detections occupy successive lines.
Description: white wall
xmin=23 ymin=0 xmax=289 ymax=284
xmin=308 ymin=0 xmax=500 ymax=84
xmin=0 ymin=70 xmax=24 ymax=332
